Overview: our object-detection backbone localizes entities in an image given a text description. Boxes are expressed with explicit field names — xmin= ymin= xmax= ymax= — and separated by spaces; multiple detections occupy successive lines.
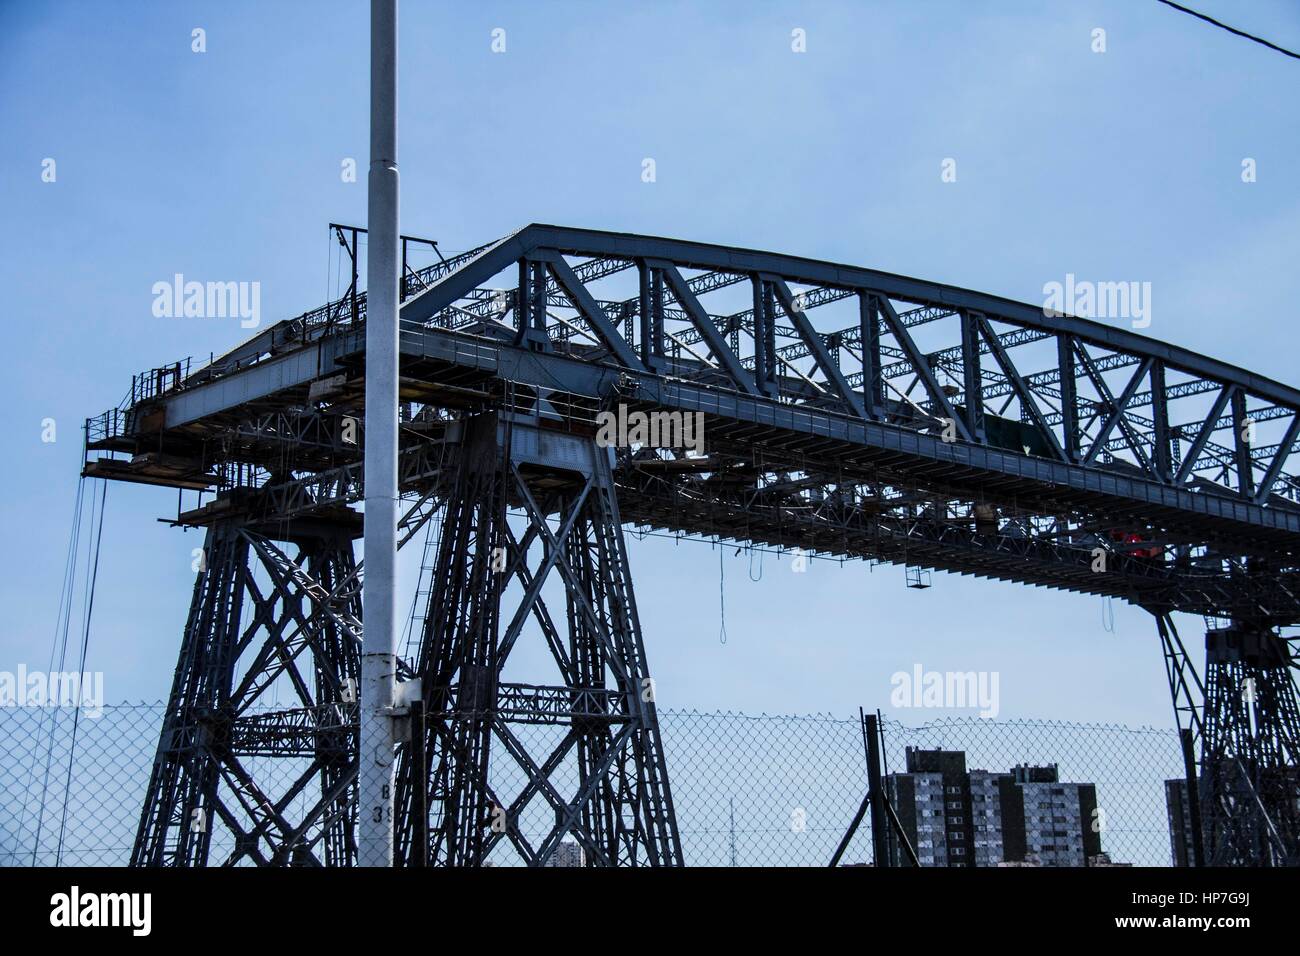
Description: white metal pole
xmin=360 ymin=0 xmax=399 ymax=867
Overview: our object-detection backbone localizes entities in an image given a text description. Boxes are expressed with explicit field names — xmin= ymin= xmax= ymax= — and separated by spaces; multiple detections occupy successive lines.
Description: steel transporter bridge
xmin=83 ymin=224 xmax=1300 ymax=867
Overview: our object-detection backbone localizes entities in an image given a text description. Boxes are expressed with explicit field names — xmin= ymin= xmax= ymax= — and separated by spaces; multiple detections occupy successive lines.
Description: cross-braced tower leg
xmin=1200 ymin=624 xmax=1300 ymax=866
xmin=1156 ymin=612 xmax=1300 ymax=866
xmin=395 ymin=414 xmax=682 ymax=866
xmin=132 ymin=513 xmax=363 ymax=866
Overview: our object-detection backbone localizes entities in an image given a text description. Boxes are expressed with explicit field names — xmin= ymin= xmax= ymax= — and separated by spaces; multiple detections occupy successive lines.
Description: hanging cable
xmin=1102 ymin=594 xmax=1116 ymax=633
xmin=55 ymin=480 xmax=107 ymax=866
xmin=22 ymin=477 xmax=87 ymax=866
xmin=1154 ymin=0 xmax=1300 ymax=61
xmin=718 ymin=542 xmax=728 ymax=645
xmin=747 ymin=544 xmax=763 ymax=582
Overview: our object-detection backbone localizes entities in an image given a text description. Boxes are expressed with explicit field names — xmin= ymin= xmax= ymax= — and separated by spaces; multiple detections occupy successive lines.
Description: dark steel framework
xmin=87 ymin=224 xmax=1300 ymax=865
xmin=131 ymin=519 xmax=362 ymax=866
xmin=392 ymin=414 xmax=680 ymax=866
xmin=1157 ymin=615 xmax=1299 ymax=865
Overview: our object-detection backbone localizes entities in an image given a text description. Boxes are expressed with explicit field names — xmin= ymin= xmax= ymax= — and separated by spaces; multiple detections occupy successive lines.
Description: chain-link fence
xmin=0 ymin=704 xmax=1183 ymax=867
xmin=2 ymin=704 xmax=158 ymax=867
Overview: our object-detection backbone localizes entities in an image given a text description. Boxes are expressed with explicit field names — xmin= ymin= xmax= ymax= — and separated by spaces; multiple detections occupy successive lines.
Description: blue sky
xmin=2 ymin=0 xmax=1299 ymax=727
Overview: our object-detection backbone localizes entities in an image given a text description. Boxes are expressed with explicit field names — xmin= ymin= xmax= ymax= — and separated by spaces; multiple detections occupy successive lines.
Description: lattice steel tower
xmin=1199 ymin=624 xmax=1300 ymax=865
xmin=392 ymin=413 xmax=680 ymax=866
xmin=132 ymin=515 xmax=363 ymax=866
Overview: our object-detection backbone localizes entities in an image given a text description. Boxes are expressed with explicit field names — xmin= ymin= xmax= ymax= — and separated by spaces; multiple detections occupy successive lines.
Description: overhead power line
xmin=1155 ymin=0 xmax=1300 ymax=61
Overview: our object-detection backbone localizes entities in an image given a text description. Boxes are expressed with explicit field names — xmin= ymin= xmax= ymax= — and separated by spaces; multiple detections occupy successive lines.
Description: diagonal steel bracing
xmin=1156 ymin=613 xmax=1300 ymax=866
xmin=392 ymin=414 xmax=681 ymax=866
xmin=131 ymin=521 xmax=362 ymax=867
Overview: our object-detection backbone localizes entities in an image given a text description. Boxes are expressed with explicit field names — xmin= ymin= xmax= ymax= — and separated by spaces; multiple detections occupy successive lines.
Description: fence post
xmin=1179 ymin=727 xmax=1205 ymax=867
xmin=864 ymin=713 xmax=891 ymax=866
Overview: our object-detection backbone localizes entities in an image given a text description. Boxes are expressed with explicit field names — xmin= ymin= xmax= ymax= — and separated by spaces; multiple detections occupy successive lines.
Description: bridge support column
xmin=393 ymin=413 xmax=682 ymax=866
xmin=1157 ymin=613 xmax=1300 ymax=866
xmin=131 ymin=513 xmax=363 ymax=867
xmin=1200 ymin=624 xmax=1300 ymax=866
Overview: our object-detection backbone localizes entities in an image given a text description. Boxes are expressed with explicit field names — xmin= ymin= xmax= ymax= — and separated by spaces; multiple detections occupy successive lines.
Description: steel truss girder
xmin=116 ymin=224 xmax=1300 ymax=506
xmin=398 ymin=225 xmax=1300 ymax=501
xmin=194 ymin=433 xmax=456 ymax=531
xmin=128 ymin=359 xmax=1300 ymax=625
xmin=105 ymin=225 xmax=1300 ymax=534
xmin=393 ymin=415 xmax=682 ymax=867
xmin=616 ymin=454 xmax=1300 ymax=620
xmin=396 ymin=327 xmax=1300 ymax=543
xmin=131 ymin=522 xmax=362 ymax=867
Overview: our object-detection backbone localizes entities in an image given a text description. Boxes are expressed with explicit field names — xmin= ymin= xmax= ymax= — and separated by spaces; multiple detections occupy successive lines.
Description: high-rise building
xmin=884 ymin=748 xmax=1106 ymax=867
xmin=884 ymin=748 xmax=972 ymax=866
xmin=1014 ymin=763 xmax=1099 ymax=867
xmin=970 ymin=769 xmax=1020 ymax=866
xmin=544 ymin=840 xmax=584 ymax=867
